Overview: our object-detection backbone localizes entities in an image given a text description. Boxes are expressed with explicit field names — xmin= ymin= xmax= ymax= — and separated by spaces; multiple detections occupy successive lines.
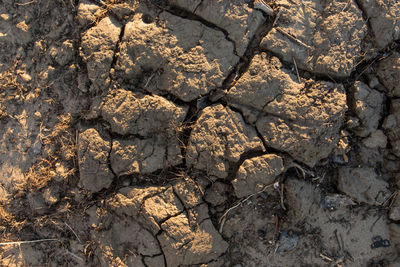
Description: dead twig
xmin=274 ymin=215 xmax=279 ymax=240
xmin=15 ymin=0 xmax=35 ymax=6
xmin=320 ymin=253 xmax=334 ymax=262
xmin=287 ymin=162 xmax=306 ymax=178
xmin=219 ymin=182 xmax=275 ymax=233
xmin=280 ymin=183 xmax=286 ymax=210
xmin=381 ymin=191 xmax=398 ymax=208
xmin=355 ymin=56 xmax=381 ymax=81
xmin=272 ymin=9 xmax=282 ymax=27
xmin=254 ymin=0 xmax=274 ymax=16
xmin=340 ymin=0 xmax=352 ymax=13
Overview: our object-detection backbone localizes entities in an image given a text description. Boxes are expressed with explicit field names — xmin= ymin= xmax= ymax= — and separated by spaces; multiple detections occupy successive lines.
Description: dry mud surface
xmin=0 ymin=0 xmax=399 ymax=266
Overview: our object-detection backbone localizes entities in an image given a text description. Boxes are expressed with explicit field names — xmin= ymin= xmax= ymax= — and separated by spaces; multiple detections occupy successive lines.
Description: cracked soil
xmin=0 ymin=0 xmax=400 ymax=266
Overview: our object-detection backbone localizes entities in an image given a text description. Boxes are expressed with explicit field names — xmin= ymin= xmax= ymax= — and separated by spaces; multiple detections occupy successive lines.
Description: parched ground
xmin=0 ymin=0 xmax=399 ymax=266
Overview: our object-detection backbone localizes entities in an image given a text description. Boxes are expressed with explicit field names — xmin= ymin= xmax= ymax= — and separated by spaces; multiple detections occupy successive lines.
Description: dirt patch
xmin=0 ymin=0 xmax=399 ymax=266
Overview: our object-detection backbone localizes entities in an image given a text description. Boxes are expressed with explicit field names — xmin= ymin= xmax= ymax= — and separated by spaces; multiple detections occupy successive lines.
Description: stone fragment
xmin=81 ymin=16 xmax=122 ymax=93
xmin=116 ymin=12 xmax=239 ymax=101
xmin=358 ymin=0 xmax=400 ymax=48
xmin=227 ymin=54 xmax=347 ymax=167
xmin=168 ymin=0 xmax=265 ymax=56
xmin=383 ymin=99 xmax=400 ymax=157
xmin=260 ymin=0 xmax=367 ymax=77
xmin=338 ymin=167 xmax=390 ymax=205
xmin=186 ymin=104 xmax=265 ymax=179
xmin=349 ymin=81 xmax=384 ymax=137
xmin=101 ymin=89 xmax=188 ymax=136
xmin=232 ymin=154 xmax=284 ymax=198
xmin=158 ymin=204 xmax=228 ymax=266
xmin=377 ymin=52 xmax=400 ymax=97
xmin=77 ymin=129 xmax=114 ymax=192
xmin=110 ymin=136 xmax=181 ymax=175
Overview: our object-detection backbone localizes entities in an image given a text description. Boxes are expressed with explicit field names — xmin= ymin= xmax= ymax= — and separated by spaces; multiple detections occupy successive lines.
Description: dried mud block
xmin=260 ymin=0 xmax=367 ymax=77
xmin=168 ymin=0 xmax=265 ymax=56
xmin=110 ymin=186 xmax=167 ymax=218
xmin=115 ymin=12 xmax=239 ymax=102
xmin=101 ymin=89 xmax=188 ymax=136
xmin=109 ymin=185 xmax=184 ymax=234
xmin=338 ymin=167 xmax=390 ymax=205
xmin=141 ymin=187 xmax=184 ymax=229
xmin=186 ymin=104 xmax=265 ymax=179
xmin=77 ymin=128 xmax=114 ymax=192
xmin=389 ymin=191 xmax=400 ymax=221
xmin=232 ymin=154 xmax=284 ymax=198
xmin=204 ymin=182 xmax=229 ymax=206
xmin=284 ymin=179 xmax=396 ymax=266
xmin=158 ymin=204 xmax=228 ymax=266
xmin=77 ymin=0 xmax=102 ymax=27
xmin=110 ymin=136 xmax=182 ymax=175
xmin=349 ymin=81 xmax=384 ymax=137
xmin=227 ymin=54 xmax=347 ymax=167
xmin=108 ymin=183 xmax=227 ymax=266
xmin=172 ymin=179 xmax=204 ymax=209
xmin=362 ymin=129 xmax=388 ymax=149
xmin=377 ymin=52 xmax=400 ymax=98
xmin=81 ymin=16 xmax=122 ymax=93
xmin=383 ymin=99 xmax=400 ymax=157
xmin=96 ymin=220 xmax=162 ymax=260
xmin=358 ymin=0 xmax=400 ymax=48
xmin=144 ymin=255 xmax=165 ymax=267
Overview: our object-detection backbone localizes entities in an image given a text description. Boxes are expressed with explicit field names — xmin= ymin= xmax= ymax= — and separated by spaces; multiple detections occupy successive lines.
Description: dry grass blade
xmin=65 ymin=223 xmax=82 ymax=243
xmin=276 ymin=27 xmax=312 ymax=50
xmin=0 ymin=238 xmax=59 ymax=246
xmin=219 ymin=182 xmax=275 ymax=233
xmin=293 ymin=57 xmax=301 ymax=83
xmin=65 ymin=250 xmax=85 ymax=262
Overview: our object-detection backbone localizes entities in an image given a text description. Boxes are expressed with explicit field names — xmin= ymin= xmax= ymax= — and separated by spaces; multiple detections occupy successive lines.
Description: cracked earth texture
xmin=0 ymin=0 xmax=399 ymax=266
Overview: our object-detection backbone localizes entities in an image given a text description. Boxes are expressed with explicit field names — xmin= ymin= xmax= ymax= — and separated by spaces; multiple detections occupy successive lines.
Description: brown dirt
xmin=0 ymin=0 xmax=399 ymax=266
